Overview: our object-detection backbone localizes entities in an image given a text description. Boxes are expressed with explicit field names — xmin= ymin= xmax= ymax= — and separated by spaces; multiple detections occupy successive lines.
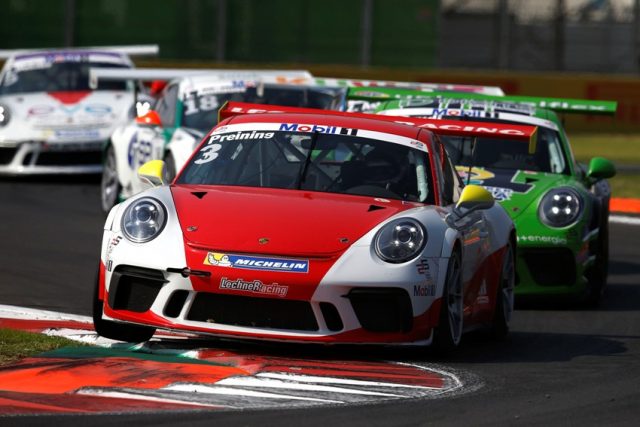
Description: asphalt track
xmin=1 ymin=177 xmax=640 ymax=426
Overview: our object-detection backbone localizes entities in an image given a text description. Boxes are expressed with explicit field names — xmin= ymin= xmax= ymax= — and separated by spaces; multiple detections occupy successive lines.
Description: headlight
xmin=374 ymin=218 xmax=426 ymax=263
xmin=539 ymin=187 xmax=583 ymax=228
xmin=0 ymin=104 xmax=10 ymax=127
xmin=121 ymin=197 xmax=167 ymax=243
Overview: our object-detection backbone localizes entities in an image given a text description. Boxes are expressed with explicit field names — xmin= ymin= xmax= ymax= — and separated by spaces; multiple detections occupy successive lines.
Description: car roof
xmin=377 ymin=97 xmax=561 ymax=131
xmin=226 ymin=112 xmax=426 ymax=141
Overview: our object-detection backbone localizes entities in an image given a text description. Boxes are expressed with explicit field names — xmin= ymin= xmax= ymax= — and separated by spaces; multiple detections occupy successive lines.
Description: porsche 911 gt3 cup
xmin=93 ymin=102 xmax=537 ymax=349
xmin=368 ymin=90 xmax=617 ymax=305
xmin=91 ymin=68 xmax=346 ymax=212
xmin=0 ymin=45 xmax=157 ymax=175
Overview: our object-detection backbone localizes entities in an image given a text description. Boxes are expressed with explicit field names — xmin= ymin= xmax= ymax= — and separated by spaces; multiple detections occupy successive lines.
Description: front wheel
xmin=432 ymin=250 xmax=463 ymax=353
xmin=93 ymin=266 xmax=155 ymax=342
xmin=491 ymin=240 xmax=515 ymax=339
xmin=101 ymin=145 xmax=121 ymax=213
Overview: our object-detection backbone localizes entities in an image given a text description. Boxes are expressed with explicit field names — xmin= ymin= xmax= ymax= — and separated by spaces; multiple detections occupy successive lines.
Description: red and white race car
xmin=0 ymin=45 xmax=156 ymax=175
xmin=94 ymin=102 xmax=534 ymax=349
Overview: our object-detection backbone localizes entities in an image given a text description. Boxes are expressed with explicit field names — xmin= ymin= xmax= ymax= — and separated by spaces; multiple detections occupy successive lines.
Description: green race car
xmin=352 ymin=87 xmax=617 ymax=305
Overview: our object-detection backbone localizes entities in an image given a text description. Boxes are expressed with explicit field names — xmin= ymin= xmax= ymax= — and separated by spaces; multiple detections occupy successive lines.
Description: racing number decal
xmin=127 ymin=131 xmax=154 ymax=169
xmin=195 ymin=143 xmax=222 ymax=164
xmin=183 ymin=91 xmax=221 ymax=116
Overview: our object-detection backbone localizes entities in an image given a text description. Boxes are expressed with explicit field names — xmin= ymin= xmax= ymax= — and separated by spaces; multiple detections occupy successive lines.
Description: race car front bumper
xmin=99 ymin=255 xmax=443 ymax=346
xmin=0 ymin=140 xmax=104 ymax=175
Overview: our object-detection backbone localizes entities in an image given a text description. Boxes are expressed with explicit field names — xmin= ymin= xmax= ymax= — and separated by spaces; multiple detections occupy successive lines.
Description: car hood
xmin=171 ymin=185 xmax=417 ymax=257
xmin=460 ymin=167 xmax=573 ymax=220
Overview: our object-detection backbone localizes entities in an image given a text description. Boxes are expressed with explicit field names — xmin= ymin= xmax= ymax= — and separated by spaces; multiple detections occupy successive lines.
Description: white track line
xmin=610 ymin=215 xmax=640 ymax=226
xmin=216 ymin=375 xmax=402 ymax=397
xmin=163 ymin=384 xmax=343 ymax=403
xmin=256 ymin=372 xmax=439 ymax=390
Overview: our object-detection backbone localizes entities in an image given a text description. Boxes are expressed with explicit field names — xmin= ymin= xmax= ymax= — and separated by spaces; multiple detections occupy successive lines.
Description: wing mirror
xmin=138 ymin=160 xmax=166 ymax=187
xmin=454 ymin=185 xmax=495 ymax=216
xmin=587 ymin=157 xmax=616 ymax=180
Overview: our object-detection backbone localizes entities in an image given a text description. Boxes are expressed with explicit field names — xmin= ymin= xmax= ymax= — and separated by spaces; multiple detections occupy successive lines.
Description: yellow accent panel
xmin=458 ymin=184 xmax=494 ymax=205
xmin=138 ymin=160 xmax=165 ymax=186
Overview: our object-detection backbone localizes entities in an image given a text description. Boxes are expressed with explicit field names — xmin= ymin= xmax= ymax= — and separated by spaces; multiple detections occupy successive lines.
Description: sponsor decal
xmin=105 ymin=235 xmax=122 ymax=271
xmin=517 ymin=235 xmax=568 ymax=245
xmin=413 ymin=284 xmax=435 ymax=297
xmin=455 ymin=167 xmax=533 ymax=199
xmin=54 ymin=129 xmax=101 ymax=140
xmin=27 ymin=104 xmax=112 ymax=116
xmin=476 ymin=279 xmax=489 ymax=304
xmin=455 ymin=167 xmax=495 ymax=185
xmin=279 ymin=123 xmax=358 ymax=136
xmin=484 ymin=186 xmax=513 ymax=202
xmin=219 ymin=277 xmax=288 ymax=297
xmin=208 ymin=130 xmax=274 ymax=143
xmin=204 ymin=252 xmax=309 ymax=273
xmin=416 ymin=258 xmax=430 ymax=275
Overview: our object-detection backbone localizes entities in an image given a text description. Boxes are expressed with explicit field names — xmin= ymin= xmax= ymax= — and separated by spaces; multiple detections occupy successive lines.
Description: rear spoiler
xmin=89 ymin=67 xmax=314 ymax=89
xmin=219 ymin=102 xmax=537 ymax=150
xmin=347 ymin=87 xmax=617 ymax=115
xmin=0 ymin=44 xmax=159 ymax=60
xmin=315 ymin=78 xmax=504 ymax=96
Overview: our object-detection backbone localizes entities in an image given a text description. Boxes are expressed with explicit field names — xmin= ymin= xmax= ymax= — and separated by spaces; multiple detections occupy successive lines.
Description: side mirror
xmin=455 ymin=185 xmax=494 ymax=215
xmin=138 ymin=160 xmax=166 ymax=187
xmin=136 ymin=110 xmax=162 ymax=127
xmin=587 ymin=157 xmax=616 ymax=180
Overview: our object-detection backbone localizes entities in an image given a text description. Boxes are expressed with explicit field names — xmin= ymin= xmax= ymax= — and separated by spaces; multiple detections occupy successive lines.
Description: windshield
xmin=0 ymin=61 xmax=131 ymax=95
xmin=439 ymin=126 xmax=568 ymax=174
xmin=181 ymin=86 xmax=345 ymax=131
xmin=177 ymin=126 xmax=432 ymax=203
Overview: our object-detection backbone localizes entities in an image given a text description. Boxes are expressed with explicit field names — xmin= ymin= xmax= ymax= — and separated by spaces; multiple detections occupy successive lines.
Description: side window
xmin=432 ymin=137 xmax=461 ymax=206
xmin=441 ymin=143 xmax=462 ymax=204
xmin=155 ymin=84 xmax=179 ymax=128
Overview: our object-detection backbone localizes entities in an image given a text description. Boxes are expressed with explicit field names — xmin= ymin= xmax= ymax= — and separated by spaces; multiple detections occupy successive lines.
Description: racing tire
xmin=432 ymin=249 xmax=463 ymax=353
xmin=491 ymin=241 xmax=515 ymax=339
xmin=92 ymin=267 xmax=156 ymax=343
xmin=101 ymin=145 xmax=122 ymax=214
xmin=583 ymin=214 xmax=609 ymax=308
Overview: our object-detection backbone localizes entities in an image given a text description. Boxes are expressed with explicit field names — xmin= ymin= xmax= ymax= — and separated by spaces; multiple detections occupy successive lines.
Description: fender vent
xmin=192 ymin=191 xmax=207 ymax=199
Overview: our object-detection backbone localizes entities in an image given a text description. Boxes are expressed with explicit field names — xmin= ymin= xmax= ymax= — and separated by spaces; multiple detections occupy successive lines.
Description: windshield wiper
xmin=296 ymin=131 xmax=319 ymax=190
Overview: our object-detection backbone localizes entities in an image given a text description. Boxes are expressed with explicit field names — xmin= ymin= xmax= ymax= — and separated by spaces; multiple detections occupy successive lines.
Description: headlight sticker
xmin=204 ymin=252 xmax=309 ymax=273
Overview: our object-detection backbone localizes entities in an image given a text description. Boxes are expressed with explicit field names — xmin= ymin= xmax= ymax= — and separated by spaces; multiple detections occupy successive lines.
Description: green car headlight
xmin=539 ymin=188 xmax=583 ymax=228
xmin=121 ymin=197 xmax=167 ymax=243
xmin=374 ymin=218 xmax=426 ymax=263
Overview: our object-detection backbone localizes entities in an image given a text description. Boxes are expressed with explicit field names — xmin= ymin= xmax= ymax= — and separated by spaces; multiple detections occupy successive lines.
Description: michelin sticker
xmin=205 ymin=252 xmax=309 ymax=273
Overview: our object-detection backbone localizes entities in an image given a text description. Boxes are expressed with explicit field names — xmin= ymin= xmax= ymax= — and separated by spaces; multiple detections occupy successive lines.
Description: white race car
xmin=0 ymin=45 xmax=157 ymax=175
xmin=92 ymin=68 xmax=346 ymax=211
xmin=93 ymin=101 xmax=537 ymax=349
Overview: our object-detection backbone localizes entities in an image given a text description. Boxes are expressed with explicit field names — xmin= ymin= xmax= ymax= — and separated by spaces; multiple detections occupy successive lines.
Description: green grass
xmin=0 ymin=328 xmax=82 ymax=366
xmin=570 ymin=134 xmax=640 ymax=164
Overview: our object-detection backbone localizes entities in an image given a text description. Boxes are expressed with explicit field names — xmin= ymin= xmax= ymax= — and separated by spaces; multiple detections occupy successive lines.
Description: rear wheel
xmin=433 ymin=250 xmax=463 ymax=353
xmin=93 ymin=266 xmax=155 ymax=342
xmin=491 ymin=241 xmax=515 ymax=339
xmin=101 ymin=145 xmax=121 ymax=213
